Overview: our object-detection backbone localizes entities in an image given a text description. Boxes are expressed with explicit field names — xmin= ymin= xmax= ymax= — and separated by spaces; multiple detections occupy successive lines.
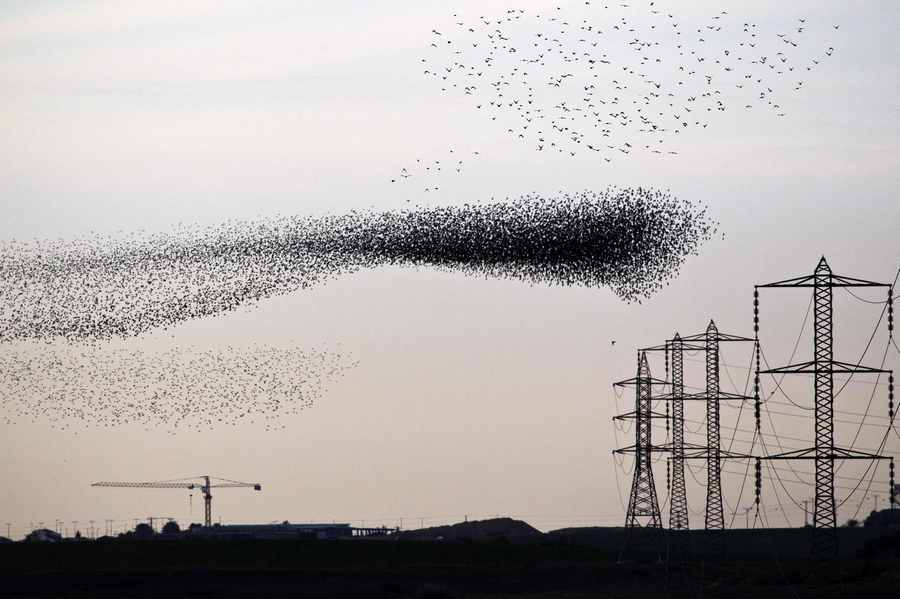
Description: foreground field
xmin=3 ymin=532 xmax=900 ymax=598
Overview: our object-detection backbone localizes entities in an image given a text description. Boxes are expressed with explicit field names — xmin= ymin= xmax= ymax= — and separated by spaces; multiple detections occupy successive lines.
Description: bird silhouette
xmin=406 ymin=3 xmax=839 ymax=168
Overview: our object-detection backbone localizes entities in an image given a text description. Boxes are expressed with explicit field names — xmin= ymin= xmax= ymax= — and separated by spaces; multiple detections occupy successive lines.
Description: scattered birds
xmin=391 ymin=148 xmax=482 ymax=191
xmin=0 ymin=343 xmax=355 ymax=432
xmin=415 ymin=3 xmax=839 ymax=164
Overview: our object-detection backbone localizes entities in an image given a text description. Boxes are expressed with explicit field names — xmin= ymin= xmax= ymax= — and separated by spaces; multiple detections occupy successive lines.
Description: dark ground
xmin=3 ymin=528 xmax=900 ymax=598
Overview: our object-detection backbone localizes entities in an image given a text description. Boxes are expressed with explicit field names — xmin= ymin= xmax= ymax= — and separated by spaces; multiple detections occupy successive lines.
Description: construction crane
xmin=91 ymin=476 xmax=262 ymax=527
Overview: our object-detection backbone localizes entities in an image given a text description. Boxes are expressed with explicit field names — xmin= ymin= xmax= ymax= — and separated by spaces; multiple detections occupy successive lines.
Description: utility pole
xmin=756 ymin=257 xmax=894 ymax=558
xmin=804 ymin=499 xmax=810 ymax=527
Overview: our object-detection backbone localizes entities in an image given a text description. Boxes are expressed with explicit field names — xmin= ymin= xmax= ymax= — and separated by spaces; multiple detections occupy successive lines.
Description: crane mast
xmin=91 ymin=475 xmax=262 ymax=527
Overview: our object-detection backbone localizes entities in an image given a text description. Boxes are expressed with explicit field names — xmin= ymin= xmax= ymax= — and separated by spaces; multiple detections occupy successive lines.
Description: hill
xmin=395 ymin=517 xmax=541 ymax=542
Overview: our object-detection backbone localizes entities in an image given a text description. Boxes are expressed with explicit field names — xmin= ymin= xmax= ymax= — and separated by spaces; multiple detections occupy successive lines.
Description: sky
xmin=1 ymin=0 xmax=899 ymax=538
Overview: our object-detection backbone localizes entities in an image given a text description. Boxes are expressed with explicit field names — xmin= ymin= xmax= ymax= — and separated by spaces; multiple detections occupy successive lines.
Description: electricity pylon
xmin=649 ymin=323 xmax=755 ymax=531
xmin=641 ymin=334 xmax=693 ymax=530
xmin=756 ymin=257 xmax=894 ymax=558
xmin=613 ymin=351 xmax=668 ymax=529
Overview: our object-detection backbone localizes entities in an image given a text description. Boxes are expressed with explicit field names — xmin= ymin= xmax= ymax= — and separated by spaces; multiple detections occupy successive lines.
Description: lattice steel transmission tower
xmin=756 ymin=257 xmax=895 ymax=558
xmin=614 ymin=351 xmax=667 ymax=528
xmin=668 ymin=333 xmax=689 ymax=530
xmin=641 ymin=333 xmax=691 ymax=530
xmin=673 ymin=321 xmax=755 ymax=530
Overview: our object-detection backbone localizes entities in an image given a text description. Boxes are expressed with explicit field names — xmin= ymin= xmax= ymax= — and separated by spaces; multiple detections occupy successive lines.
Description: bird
xmin=412 ymin=4 xmax=835 ymax=166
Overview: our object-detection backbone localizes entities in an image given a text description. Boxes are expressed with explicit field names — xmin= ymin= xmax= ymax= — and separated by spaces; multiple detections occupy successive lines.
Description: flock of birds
xmin=0 ymin=344 xmax=354 ymax=431
xmin=0 ymin=188 xmax=713 ymax=344
xmin=1 ymin=187 xmax=712 ymax=429
xmin=394 ymin=1 xmax=838 ymax=185
xmin=4 ymin=4 xmax=770 ymax=431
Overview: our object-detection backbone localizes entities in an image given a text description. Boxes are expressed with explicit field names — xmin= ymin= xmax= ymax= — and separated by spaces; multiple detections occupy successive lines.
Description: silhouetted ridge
xmin=396 ymin=517 xmax=541 ymax=542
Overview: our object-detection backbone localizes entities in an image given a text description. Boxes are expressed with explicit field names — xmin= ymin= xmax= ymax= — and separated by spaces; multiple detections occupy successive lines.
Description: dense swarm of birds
xmin=0 ymin=187 xmax=714 ymax=343
xmin=0 ymin=344 xmax=354 ymax=431
xmin=395 ymin=0 xmax=838 ymax=178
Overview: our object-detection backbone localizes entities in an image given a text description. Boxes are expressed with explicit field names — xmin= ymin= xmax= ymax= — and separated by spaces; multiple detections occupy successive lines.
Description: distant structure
xmin=641 ymin=334 xmax=691 ymax=530
xmin=189 ymin=522 xmax=359 ymax=540
xmin=642 ymin=324 xmax=754 ymax=531
xmin=674 ymin=321 xmax=754 ymax=530
xmin=614 ymin=352 xmax=666 ymax=528
xmin=668 ymin=333 xmax=689 ymax=531
xmin=756 ymin=257 xmax=895 ymax=558
xmin=608 ymin=256 xmax=896 ymax=559
xmin=92 ymin=475 xmax=261 ymax=527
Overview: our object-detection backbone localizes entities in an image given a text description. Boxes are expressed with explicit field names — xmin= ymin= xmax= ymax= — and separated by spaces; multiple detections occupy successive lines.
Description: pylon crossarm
xmin=613 ymin=376 xmax=669 ymax=387
xmin=829 ymin=360 xmax=891 ymax=374
xmin=763 ymin=447 xmax=891 ymax=460
xmin=716 ymin=391 xmax=756 ymax=400
xmin=677 ymin=331 xmax=754 ymax=343
xmin=613 ymin=410 xmax=669 ymax=421
xmin=827 ymin=275 xmax=891 ymax=287
xmin=656 ymin=441 xmax=706 ymax=451
xmin=659 ymin=391 xmax=752 ymax=401
xmin=762 ymin=360 xmax=890 ymax=375
xmin=758 ymin=275 xmax=889 ymax=289
xmin=681 ymin=449 xmax=755 ymax=460
xmin=641 ymin=340 xmax=704 ymax=352
xmin=641 ymin=343 xmax=669 ymax=352
xmin=614 ymin=444 xmax=673 ymax=455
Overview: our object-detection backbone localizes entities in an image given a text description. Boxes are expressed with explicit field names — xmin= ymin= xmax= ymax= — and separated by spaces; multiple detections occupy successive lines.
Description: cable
xmin=611 ymin=454 xmax=628 ymax=513
xmin=838 ymin=377 xmax=896 ymax=511
xmin=722 ymin=400 xmax=890 ymax=428
xmin=840 ymin=340 xmax=889 ymax=460
xmin=844 ymin=286 xmax=900 ymax=304
xmin=671 ymin=377 xmax=887 ymax=421
xmin=683 ymin=354 xmax=893 ymax=389
xmin=762 ymin=457 xmax=797 ymax=526
xmin=758 ymin=293 xmax=814 ymax=409
xmin=758 ymin=391 xmax=819 ymax=485
xmin=726 ymin=431 xmax=757 ymax=529
xmin=757 ymin=433 xmax=806 ymax=513
xmin=832 ymin=299 xmax=888 ymax=402
xmin=651 ymin=416 xmax=889 ymax=454
xmin=759 ymin=346 xmax=812 ymax=410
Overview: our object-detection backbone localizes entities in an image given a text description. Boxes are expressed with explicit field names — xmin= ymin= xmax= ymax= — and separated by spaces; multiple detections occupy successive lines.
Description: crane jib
xmin=90 ymin=475 xmax=262 ymax=527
